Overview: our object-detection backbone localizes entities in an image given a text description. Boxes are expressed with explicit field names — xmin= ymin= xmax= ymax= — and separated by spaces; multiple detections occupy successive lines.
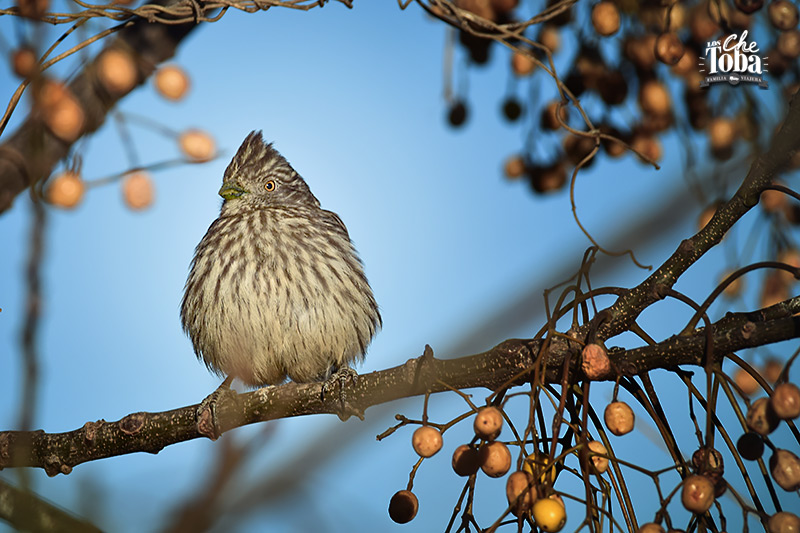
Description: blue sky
xmin=0 ymin=1 xmax=797 ymax=531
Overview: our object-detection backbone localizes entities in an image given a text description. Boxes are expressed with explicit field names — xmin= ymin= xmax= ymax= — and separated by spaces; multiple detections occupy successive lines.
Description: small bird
xmin=181 ymin=131 xmax=381 ymax=389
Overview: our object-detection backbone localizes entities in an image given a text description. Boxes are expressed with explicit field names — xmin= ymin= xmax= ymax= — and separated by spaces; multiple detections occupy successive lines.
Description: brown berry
xmin=746 ymin=397 xmax=779 ymax=436
xmin=412 ymin=426 xmax=443 ymax=458
xmin=737 ymin=431 xmax=764 ymax=460
xmin=154 ymin=65 xmax=190 ymax=101
xmin=777 ymin=248 xmax=800 ymax=284
xmin=681 ymin=474 xmax=715 ymax=514
xmin=734 ymin=367 xmax=760 ymax=395
xmin=47 ymin=171 xmax=84 ymax=209
xmin=538 ymin=25 xmax=560 ymax=53
xmin=122 ymin=172 xmax=154 ymax=210
xmin=771 ymin=382 xmax=800 ymax=420
xmin=769 ymin=511 xmax=800 ymax=533
xmin=528 ymin=162 xmax=566 ymax=194
xmin=769 ymin=0 xmax=799 ymax=30
xmin=631 ymin=133 xmax=662 ymax=164
xmin=504 ymin=155 xmax=526 ymax=179
xmin=655 ymin=33 xmax=685 ymax=65
xmin=179 ymin=129 xmax=216 ymax=162
xmin=770 ymin=448 xmax=800 ymax=491
xmin=97 ymin=48 xmax=137 ymax=94
xmin=479 ymin=441 xmax=512 ymax=477
xmin=506 ymin=470 xmax=535 ymax=515
xmin=778 ymin=29 xmax=800 ymax=59
xmin=708 ymin=117 xmax=737 ymax=160
xmin=604 ymin=401 xmax=635 ymax=436
xmin=735 ymin=0 xmax=763 ymax=14
xmin=581 ymin=343 xmax=611 ymax=380
xmin=697 ymin=203 xmax=718 ymax=231
xmin=11 ymin=47 xmax=37 ymax=78
xmin=452 ymin=444 xmax=481 ymax=477
xmin=541 ymin=101 xmax=567 ymax=130
xmin=720 ymin=270 xmax=745 ymax=298
xmin=764 ymin=359 xmax=784 ymax=383
xmin=511 ymin=51 xmax=536 ymax=76
xmin=591 ymin=1 xmax=620 ymax=36
xmin=761 ymin=186 xmax=788 ymax=213
xmin=388 ymin=490 xmax=418 ymax=524
xmin=639 ymin=80 xmax=672 ymax=117
xmin=587 ymin=440 xmax=609 ymax=474
xmin=473 ymin=406 xmax=503 ymax=440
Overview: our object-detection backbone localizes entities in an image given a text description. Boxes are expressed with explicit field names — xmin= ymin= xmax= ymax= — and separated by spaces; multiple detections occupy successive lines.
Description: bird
xmin=180 ymin=130 xmax=381 ymax=392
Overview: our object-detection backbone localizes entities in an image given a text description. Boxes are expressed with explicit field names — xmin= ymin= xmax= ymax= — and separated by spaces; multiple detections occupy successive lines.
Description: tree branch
xmin=1 ymin=300 xmax=797 ymax=475
xmin=597 ymin=89 xmax=800 ymax=341
xmin=0 ymin=476 xmax=102 ymax=532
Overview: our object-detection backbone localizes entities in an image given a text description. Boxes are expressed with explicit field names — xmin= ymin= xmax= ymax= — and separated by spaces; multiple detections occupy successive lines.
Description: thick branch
xmin=1 ymin=304 xmax=797 ymax=474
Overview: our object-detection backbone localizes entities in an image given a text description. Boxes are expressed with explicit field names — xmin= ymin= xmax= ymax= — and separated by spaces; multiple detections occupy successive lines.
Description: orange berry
xmin=504 ymin=155 xmax=526 ymax=179
xmin=639 ymin=80 xmax=672 ymax=117
xmin=412 ymin=426 xmax=443 ymax=458
xmin=179 ymin=129 xmax=216 ymax=162
xmin=734 ymin=367 xmax=760 ymax=395
xmin=388 ymin=490 xmax=418 ymax=524
xmin=47 ymin=171 xmax=84 ymax=209
xmin=604 ymin=401 xmax=635 ymax=436
xmin=473 ymin=406 xmax=503 ymax=440
xmin=591 ymin=1 xmax=620 ymax=36
xmin=511 ymin=51 xmax=536 ymax=76
xmin=36 ymin=80 xmax=84 ymax=142
xmin=479 ymin=441 xmax=511 ymax=477
xmin=122 ymin=172 xmax=154 ymax=210
xmin=154 ymin=65 xmax=190 ymax=101
xmin=11 ymin=47 xmax=37 ymax=78
xmin=97 ymin=48 xmax=137 ymax=94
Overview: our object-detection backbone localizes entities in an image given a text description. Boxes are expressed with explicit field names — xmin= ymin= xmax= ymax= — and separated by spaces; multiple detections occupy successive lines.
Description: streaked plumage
xmin=181 ymin=131 xmax=380 ymax=387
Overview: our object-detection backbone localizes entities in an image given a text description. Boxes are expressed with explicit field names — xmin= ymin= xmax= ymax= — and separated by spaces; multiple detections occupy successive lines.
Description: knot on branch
xmin=118 ymin=412 xmax=146 ymax=435
xmin=82 ymin=420 xmax=105 ymax=445
xmin=44 ymin=454 xmax=72 ymax=477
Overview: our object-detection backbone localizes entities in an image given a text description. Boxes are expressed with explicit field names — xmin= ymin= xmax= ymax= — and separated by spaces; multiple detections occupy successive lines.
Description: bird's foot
xmin=196 ymin=376 xmax=236 ymax=440
xmin=321 ymin=367 xmax=363 ymax=421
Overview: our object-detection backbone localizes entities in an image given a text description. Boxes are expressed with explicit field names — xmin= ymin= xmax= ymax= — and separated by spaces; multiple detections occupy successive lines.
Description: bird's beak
xmin=219 ymin=183 xmax=247 ymax=200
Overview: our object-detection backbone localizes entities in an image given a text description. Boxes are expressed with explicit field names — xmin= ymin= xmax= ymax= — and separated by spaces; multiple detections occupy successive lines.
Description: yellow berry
xmin=532 ymin=497 xmax=566 ymax=532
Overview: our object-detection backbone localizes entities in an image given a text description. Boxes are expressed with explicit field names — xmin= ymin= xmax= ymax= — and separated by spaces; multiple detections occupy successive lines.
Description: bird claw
xmin=321 ymin=367 xmax=363 ymax=421
xmin=196 ymin=376 xmax=235 ymax=440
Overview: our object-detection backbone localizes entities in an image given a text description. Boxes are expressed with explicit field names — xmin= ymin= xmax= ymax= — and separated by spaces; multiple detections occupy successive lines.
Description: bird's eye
xmin=265 ymin=180 xmax=276 ymax=192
